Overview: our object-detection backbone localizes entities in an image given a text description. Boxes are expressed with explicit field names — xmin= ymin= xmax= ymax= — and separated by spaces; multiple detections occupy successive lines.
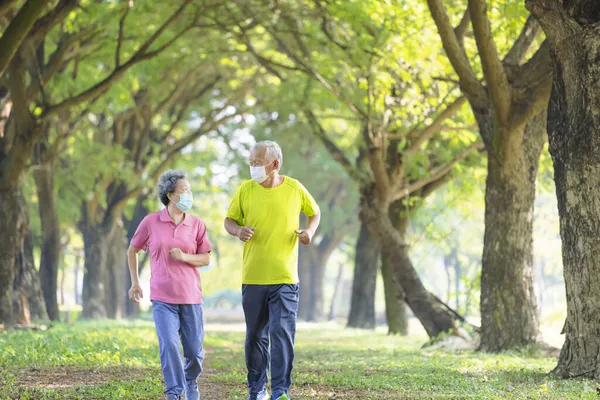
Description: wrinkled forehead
xmin=249 ymin=146 xmax=268 ymax=162
xmin=174 ymin=179 xmax=191 ymax=192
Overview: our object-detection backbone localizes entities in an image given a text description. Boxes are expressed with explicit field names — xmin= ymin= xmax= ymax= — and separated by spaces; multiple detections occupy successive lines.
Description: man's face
xmin=249 ymin=147 xmax=277 ymax=171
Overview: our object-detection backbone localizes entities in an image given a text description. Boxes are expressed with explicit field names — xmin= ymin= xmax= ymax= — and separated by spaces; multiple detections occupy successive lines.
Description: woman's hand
xmin=128 ymin=283 xmax=143 ymax=303
xmin=170 ymin=248 xmax=186 ymax=261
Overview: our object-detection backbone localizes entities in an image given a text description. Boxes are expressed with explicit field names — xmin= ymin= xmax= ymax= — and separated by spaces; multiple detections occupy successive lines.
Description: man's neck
xmin=260 ymin=173 xmax=284 ymax=188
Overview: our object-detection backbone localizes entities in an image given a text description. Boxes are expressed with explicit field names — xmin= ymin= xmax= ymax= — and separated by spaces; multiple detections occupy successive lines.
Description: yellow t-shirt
xmin=226 ymin=176 xmax=320 ymax=284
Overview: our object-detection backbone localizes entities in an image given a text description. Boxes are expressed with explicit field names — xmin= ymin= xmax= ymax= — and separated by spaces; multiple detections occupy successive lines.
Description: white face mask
xmin=250 ymin=161 xmax=275 ymax=184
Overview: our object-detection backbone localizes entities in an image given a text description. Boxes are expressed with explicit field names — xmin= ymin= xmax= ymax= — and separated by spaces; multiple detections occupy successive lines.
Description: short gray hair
xmin=157 ymin=170 xmax=186 ymax=206
xmin=252 ymin=140 xmax=283 ymax=168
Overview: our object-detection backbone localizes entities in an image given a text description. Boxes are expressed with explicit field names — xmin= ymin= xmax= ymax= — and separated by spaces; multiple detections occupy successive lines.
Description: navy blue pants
xmin=242 ymin=284 xmax=299 ymax=395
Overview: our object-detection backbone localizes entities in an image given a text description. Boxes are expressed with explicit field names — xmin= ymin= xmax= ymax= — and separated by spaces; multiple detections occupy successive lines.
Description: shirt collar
xmin=159 ymin=207 xmax=192 ymax=226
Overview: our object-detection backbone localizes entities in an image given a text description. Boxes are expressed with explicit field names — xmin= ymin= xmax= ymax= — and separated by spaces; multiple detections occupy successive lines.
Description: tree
xmin=74 ymin=67 xmax=253 ymax=318
xmin=426 ymin=0 xmax=552 ymax=350
xmin=0 ymin=0 xmax=201 ymax=326
xmin=218 ymin=0 xmax=481 ymax=337
xmin=526 ymin=0 xmax=600 ymax=378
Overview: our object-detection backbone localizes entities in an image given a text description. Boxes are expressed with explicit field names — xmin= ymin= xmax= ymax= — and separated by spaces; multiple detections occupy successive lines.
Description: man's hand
xmin=295 ymin=229 xmax=312 ymax=245
xmin=237 ymin=226 xmax=255 ymax=242
xmin=170 ymin=248 xmax=186 ymax=262
xmin=128 ymin=283 xmax=143 ymax=303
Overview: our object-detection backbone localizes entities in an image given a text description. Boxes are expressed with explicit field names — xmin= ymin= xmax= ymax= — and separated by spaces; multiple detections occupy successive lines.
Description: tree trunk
xmin=453 ymin=254 xmax=461 ymax=312
xmin=81 ymin=221 xmax=113 ymax=319
xmin=381 ymin=253 xmax=408 ymax=335
xmin=14 ymin=228 xmax=47 ymax=323
xmin=328 ymin=262 xmax=344 ymax=321
xmin=298 ymin=233 xmax=342 ymax=322
xmin=34 ymin=162 xmax=61 ymax=321
xmin=525 ymin=0 xmax=600 ymax=376
xmin=0 ymin=188 xmax=24 ymax=326
xmin=347 ymin=222 xmax=380 ymax=329
xmin=381 ymin=201 xmax=409 ymax=335
xmin=74 ymin=251 xmax=82 ymax=306
xmin=309 ymin=235 xmax=341 ymax=322
xmin=361 ymin=197 xmax=457 ymax=338
xmin=105 ymin=222 xmax=127 ymax=319
xmin=478 ymin=111 xmax=545 ymax=352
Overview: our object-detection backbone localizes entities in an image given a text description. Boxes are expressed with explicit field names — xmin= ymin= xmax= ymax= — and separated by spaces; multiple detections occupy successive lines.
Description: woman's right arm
xmin=127 ymin=246 xmax=144 ymax=303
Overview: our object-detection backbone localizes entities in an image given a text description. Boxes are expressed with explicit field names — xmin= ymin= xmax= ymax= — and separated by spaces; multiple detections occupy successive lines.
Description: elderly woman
xmin=127 ymin=170 xmax=211 ymax=400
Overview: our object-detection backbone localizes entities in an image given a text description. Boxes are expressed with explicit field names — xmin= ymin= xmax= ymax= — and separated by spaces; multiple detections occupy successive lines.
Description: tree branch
xmin=303 ymin=108 xmax=365 ymax=185
xmin=507 ymin=41 xmax=552 ymax=131
xmin=28 ymin=0 xmax=77 ymax=44
xmin=41 ymin=27 xmax=97 ymax=86
xmin=403 ymin=96 xmax=467 ymax=153
xmin=503 ymin=15 xmax=540 ymax=66
xmin=426 ymin=0 xmax=486 ymax=105
xmin=132 ymin=0 xmax=192 ymax=58
xmin=393 ymin=140 xmax=483 ymax=201
xmin=469 ymin=0 xmax=511 ymax=124
xmin=0 ymin=0 xmax=18 ymax=18
xmin=525 ymin=0 xmax=581 ymax=45
xmin=264 ymin=23 xmax=368 ymax=118
xmin=115 ymin=5 xmax=131 ymax=68
xmin=454 ymin=8 xmax=471 ymax=43
xmin=0 ymin=0 xmax=51 ymax=77
xmin=42 ymin=0 xmax=194 ymax=118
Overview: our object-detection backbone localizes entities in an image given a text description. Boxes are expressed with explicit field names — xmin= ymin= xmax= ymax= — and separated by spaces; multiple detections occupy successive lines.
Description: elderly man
xmin=224 ymin=140 xmax=321 ymax=400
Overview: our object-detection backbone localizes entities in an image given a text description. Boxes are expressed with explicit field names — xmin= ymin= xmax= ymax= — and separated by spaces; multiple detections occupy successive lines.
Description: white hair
xmin=252 ymin=140 xmax=283 ymax=168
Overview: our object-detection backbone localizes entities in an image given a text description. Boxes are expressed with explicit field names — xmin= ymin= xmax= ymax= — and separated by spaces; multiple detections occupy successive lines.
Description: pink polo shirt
xmin=130 ymin=208 xmax=211 ymax=304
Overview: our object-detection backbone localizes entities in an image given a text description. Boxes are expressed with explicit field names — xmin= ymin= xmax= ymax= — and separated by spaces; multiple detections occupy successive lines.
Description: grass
xmin=0 ymin=319 xmax=598 ymax=399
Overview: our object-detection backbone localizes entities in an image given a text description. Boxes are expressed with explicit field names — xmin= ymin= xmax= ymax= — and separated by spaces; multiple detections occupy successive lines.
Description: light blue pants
xmin=152 ymin=300 xmax=205 ymax=400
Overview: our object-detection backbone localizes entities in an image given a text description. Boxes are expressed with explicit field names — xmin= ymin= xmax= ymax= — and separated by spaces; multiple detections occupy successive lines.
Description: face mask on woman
xmin=175 ymin=193 xmax=193 ymax=212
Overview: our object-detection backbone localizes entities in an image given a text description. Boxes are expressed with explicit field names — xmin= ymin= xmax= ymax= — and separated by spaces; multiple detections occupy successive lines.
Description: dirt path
xmin=10 ymin=366 xmax=237 ymax=399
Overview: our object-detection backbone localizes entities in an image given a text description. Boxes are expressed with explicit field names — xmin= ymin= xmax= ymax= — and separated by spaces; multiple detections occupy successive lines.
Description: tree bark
xmin=328 ymin=262 xmax=344 ymax=321
xmin=0 ymin=187 xmax=23 ymax=326
xmin=14 ymin=228 xmax=47 ymax=323
xmin=81 ymin=220 xmax=114 ymax=319
xmin=347 ymin=222 xmax=380 ymax=329
xmin=478 ymin=111 xmax=545 ymax=352
xmin=381 ymin=201 xmax=409 ymax=335
xmin=453 ymin=252 xmax=461 ymax=312
xmin=33 ymin=162 xmax=61 ymax=321
xmin=360 ymin=195 xmax=458 ymax=337
xmin=105 ymin=221 xmax=127 ymax=319
xmin=526 ymin=0 xmax=600 ymax=377
xmin=298 ymin=234 xmax=341 ymax=322
xmin=74 ymin=250 xmax=82 ymax=306
xmin=381 ymin=253 xmax=408 ymax=335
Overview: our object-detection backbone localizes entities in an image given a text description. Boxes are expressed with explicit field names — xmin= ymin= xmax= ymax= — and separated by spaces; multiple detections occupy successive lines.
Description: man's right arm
xmin=224 ymin=218 xmax=255 ymax=242
xmin=224 ymin=218 xmax=242 ymax=237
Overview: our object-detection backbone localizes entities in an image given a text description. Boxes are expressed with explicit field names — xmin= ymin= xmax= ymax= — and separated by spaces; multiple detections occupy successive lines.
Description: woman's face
xmin=168 ymin=179 xmax=192 ymax=204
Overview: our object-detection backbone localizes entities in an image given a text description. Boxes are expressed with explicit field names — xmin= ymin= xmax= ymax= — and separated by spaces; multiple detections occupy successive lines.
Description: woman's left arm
xmin=169 ymin=248 xmax=210 ymax=267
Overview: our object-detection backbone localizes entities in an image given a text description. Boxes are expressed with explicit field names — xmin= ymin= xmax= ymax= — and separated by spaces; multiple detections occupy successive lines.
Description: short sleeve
xmin=298 ymin=182 xmax=319 ymax=217
xmin=196 ymin=221 xmax=212 ymax=254
xmin=225 ymin=185 xmax=244 ymax=225
xmin=131 ymin=216 xmax=151 ymax=250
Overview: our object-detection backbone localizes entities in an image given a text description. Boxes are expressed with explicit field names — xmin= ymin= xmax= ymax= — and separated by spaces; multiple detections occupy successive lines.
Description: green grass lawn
xmin=0 ymin=319 xmax=597 ymax=399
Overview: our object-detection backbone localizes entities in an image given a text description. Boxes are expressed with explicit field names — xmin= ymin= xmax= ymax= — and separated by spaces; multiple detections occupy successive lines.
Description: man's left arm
xmin=296 ymin=182 xmax=321 ymax=245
